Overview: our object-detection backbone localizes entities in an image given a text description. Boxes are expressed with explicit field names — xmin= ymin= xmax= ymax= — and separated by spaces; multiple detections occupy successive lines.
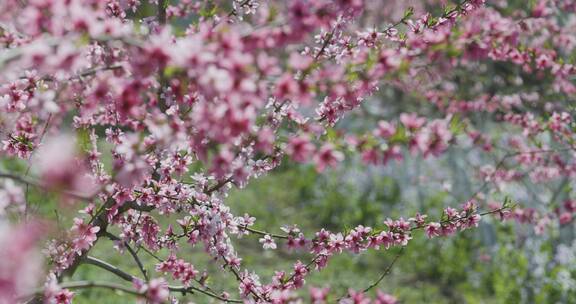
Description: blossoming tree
xmin=0 ymin=0 xmax=574 ymax=303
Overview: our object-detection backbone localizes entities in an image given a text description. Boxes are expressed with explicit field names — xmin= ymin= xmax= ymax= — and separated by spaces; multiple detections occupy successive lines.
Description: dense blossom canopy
xmin=0 ymin=0 xmax=575 ymax=303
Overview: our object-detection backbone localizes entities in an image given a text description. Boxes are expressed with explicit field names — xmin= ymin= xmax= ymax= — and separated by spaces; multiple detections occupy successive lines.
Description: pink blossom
xmin=564 ymin=199 xmax=576 ymax=213
xmin=343 ymin=289 xmax=370 ymax=304
xmin=255 ymin=127 xmax=275 ymax=154
xmin=0 ymin=222 xmax=44 ymax=303
xmin=259 ymin=234 xmax=277 ymax=250
xmin=375 ymin=290 xmax=398 ymax=304
xmin=0 ymin=180 xmax=25 ymax=215
xmin=51 ymin=289 xmax=75 ymax=304
xmin=310 ymin=287 xmax=329 ymax=304
xmin=400 ymin=113 xmax=426 ymax=131
xmin=374 ymin=121 xmax=397 ymax=138
xmin=44 ymin=274 xmax=75 ymax=304
xmin=287 ymin=135 xmax=315 ymax=163
xmin=314 ymin=144 xmax=344 ymax=172
xmin=70 ymin=218 xmax=100 ymax=254
xmin=378 ymin=49 xmax=402 ymax=71
xmin=425 ymin=222 xmax=442 ymax=238
xmin=559 ymin=212 xmax=573 ymax=225
xmin=34 ymin=135 xmax=96 ymax=195
xmin=135 ymin=278 xmax=169 ymax=304
xmin=211 ymin=149 xmax=235 ymax=179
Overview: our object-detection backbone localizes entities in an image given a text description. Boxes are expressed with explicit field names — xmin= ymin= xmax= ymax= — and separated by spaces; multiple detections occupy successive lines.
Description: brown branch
xmin=362 ymin=247 xmax=404 ymax=293
xmin=242 ymin=225 xmax=289 ymax=239
xmin=169 ymin=285 xmax=243 ymax=303
xmin=102 ymin=232 xmax=149 ymax=280
xmin=84 ymin=254 xmax=243 ymax=303
xmin=157 ymin=0 xmax=167 ymax=25
xmin=218 ymin=250 xmax=264 ymax=302
xmin=125 ymin=243 xmax=150 ymax=281
xmin=284 ymin=254 xmax=326 ymax=285
xmin=84 ymin=256 xmax=137 ymax=282
xmin=39 ymin=65 xmax=123 ymax=82
xmin=25 ymin=281 xmax=144 ymax=298
xmin=335 ymin=247 xmax=405 ymax=301
xmin=58 ymin=199 xmax=116 ymax=280
xmin=205 ymin=176 xmax=234 ymax=194
xmin=104 ymin=233 xmax=242 ymax=302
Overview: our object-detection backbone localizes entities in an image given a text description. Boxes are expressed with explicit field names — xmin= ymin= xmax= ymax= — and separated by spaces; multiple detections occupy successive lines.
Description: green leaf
xmin=449 ymin=114 xmax=465 ymax=135
xmin=199 ymin=3 xmax=218 ymax=18
xmin=77 ymin=127 xmax=92 ymax=155
xmin=163 ymin=66 xmax=182 ymax=77
xmin=403 ymin=6 xmax=415 ymax=20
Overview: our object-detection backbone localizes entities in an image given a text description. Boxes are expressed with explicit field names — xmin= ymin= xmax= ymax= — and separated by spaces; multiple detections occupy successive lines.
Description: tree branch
xmin=84 ymin=248 xmax=242 ymax=303
xmin=84 ymin=256 xmax=137 ymax=282
xmin=157 ymin=0 xmax=167 ymax=25
xmin=242 ymin=226 xmax=289 ymax=239
xmin=362 ymin=247 xmax=404 ymax=293
xmin=169 ymin=285 xmax=243 ymax=303
xmin=102 ymin=232 xmax=149 ymax=280
xmin=29 ymin=281 xmax=144 ymax=297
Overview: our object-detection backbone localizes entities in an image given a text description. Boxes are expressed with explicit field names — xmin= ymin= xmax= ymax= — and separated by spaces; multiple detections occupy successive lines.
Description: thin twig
xmin=169 ymin=285 xmax=243 ymax=303
xmin=124 ymin=243 xmax=149 ymax=281
xmin=362 ymin=247 xmax=404 ymax=293
xmin=242 ymin=225 xmax=289 ymax=239
xmin=335 ymin=248 xmax=405 ymax=301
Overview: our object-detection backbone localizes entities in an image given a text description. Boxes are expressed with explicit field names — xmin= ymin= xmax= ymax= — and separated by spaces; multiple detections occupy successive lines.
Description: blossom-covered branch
xmin=1 ymin=0 xmax=575 ymax=303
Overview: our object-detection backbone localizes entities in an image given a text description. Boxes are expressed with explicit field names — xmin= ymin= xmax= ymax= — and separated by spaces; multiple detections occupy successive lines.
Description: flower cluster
xmin=155 ymin=255 xmax=198 ymax=286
